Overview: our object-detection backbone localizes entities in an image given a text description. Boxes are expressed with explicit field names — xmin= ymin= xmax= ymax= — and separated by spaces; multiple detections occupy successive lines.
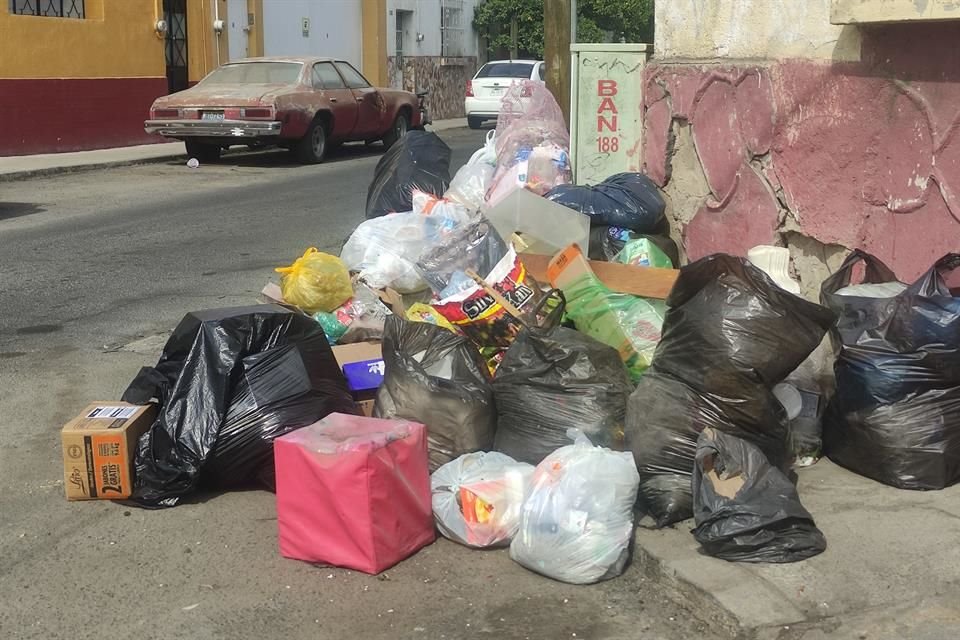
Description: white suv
xmin=465 ymin=59 xmax=545 ymax=129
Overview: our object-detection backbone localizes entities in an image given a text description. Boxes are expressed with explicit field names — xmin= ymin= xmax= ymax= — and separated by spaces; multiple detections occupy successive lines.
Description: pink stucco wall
xmin=643 ymin=23 xmax=960 ymax=282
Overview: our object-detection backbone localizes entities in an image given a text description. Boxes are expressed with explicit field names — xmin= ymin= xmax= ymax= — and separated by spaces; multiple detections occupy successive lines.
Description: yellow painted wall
xmin=0 ymin=0 xmax=228 ymax=83
xmin=0 ymin=0 xmax=165 ymax=78
xmin=361 ymin=0 xmax=387 ymax=87
xmin=187 ymin=0 xmax=228 ymax=82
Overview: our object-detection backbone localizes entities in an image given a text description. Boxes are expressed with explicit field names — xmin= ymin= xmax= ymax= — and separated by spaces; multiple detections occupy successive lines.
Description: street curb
xmin=0 ymin=153 xmax=185 ymax=183
xmin=0 ymin=122 xmax=468 ymax=183
xmin=631 ymin=528 xmax=809 ymax=640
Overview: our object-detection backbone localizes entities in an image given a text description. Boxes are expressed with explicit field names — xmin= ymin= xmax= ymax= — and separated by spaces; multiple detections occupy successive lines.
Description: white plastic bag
xmin=431 ymin=451 xmax=534 ymax=548
xmin=445 ymin=130 xmax=497 ymax=212
xmin=340 ymin=205 xmax=470 ymax=293
xmin=509 ymin=430 xmax=640 ymax=585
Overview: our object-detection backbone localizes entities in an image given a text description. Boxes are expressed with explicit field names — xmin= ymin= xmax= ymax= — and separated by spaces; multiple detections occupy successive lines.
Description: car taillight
xmin=152 ymin=108 xmax=179 ymax=119
xmin=465 ymin=80 xmax=474 ymax=97
xmin=241 ymin=107 xmax=274 ymax=119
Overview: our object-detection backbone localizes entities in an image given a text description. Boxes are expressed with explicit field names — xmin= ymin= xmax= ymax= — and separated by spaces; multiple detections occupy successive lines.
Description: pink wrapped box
xmin=274 ymin=412 xmax=435 ymax=574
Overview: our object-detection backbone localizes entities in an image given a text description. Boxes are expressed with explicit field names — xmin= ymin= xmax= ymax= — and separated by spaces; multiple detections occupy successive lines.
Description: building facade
xmin=0 ymin=0 xmax=236 ymax=155
xmin=227 ymin=0 xmax=362 ymax=66
xmin=0 ymin=0 xmax=479 ymax=155
xmin=643 ymin=0 xmax=960 ymax=289
xmin=384 ymin=0 xmax=480 ymax=120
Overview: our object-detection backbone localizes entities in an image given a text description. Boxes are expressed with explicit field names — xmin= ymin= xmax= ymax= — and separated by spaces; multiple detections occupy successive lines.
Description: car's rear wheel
xmin=468 ymin=116 xmax=484 ymax=130
xmin=294 ymin=118 xmax=327 ymax=164
xmin=184 ymin=140 xmax=221 ymax=163
xmin=382 ymin=111 xmax=409 ymax=149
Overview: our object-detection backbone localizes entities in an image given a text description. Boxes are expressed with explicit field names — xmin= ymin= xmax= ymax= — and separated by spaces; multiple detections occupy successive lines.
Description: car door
xmin=335 ymin=61 xmax=387 ymax=140
xmin=311 ymin=62 xmax=358 ymax=139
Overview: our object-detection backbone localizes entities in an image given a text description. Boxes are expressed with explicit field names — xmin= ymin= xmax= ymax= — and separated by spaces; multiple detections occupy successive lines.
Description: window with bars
xmin=9 ymin=0 xmax=85 ymax=18
xmin=440 ymin=0 xmax=465 ymax=58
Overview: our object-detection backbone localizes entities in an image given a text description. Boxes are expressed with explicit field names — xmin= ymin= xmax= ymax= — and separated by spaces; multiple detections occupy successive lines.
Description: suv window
xmin=313 ymin=62 xmax=346 ymax=89
xmin=475 ymin=63 xmax=535 ymax=79
xmin=334 ymin=62 xmax=371 ymax=89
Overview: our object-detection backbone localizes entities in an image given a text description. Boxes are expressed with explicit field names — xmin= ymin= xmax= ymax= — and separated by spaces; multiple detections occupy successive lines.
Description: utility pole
xmin=544 ymin=0 xmax=571 ymax=126
xmin=510 ymin=13 xmax=518 ymax=59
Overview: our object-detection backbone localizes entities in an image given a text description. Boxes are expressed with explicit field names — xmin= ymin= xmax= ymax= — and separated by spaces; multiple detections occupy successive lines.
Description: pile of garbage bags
xmin=101 ymin=73 xmax=960 ymax=591
xmin=625 ymin=255 xmax=836 ymax=527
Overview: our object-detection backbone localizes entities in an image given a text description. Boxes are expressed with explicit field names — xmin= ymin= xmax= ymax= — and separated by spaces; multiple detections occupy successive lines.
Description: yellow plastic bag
xmin=275 ymin=248 xmax=353 ymax=314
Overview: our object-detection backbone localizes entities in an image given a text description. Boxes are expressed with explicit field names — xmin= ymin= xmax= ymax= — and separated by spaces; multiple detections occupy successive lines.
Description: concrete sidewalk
xmin=635 ymin=459 xmax=960 ymax=638
xmin=0 ymin=118 xmax=467 ymax=182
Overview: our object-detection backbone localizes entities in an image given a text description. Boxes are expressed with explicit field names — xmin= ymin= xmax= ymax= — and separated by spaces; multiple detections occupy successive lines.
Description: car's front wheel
xmin=184 ymin=140 xmax=221 ymax=163
xmin=294 ymin=118 xmax=328 ymax=164
xmin=382 ymin=111 xmax=409 ymax=149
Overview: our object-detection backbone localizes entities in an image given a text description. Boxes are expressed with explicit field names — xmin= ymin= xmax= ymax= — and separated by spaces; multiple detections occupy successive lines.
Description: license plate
xmin=490 ymin=87 xmax=504 ymax=94
xmin=201 ymin=112 xmax=225 ymax=121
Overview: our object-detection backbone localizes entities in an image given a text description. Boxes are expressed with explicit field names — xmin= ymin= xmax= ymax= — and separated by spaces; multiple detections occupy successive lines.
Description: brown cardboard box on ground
xmin=61 ymin=403 xmax=156 ymax=501
xmin=521 ymin=244 xmax=679 ymax=300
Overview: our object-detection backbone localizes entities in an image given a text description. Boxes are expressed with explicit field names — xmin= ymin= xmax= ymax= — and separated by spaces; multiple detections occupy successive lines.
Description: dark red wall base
xmin=0 ymin=77 xmax=168 ymax=156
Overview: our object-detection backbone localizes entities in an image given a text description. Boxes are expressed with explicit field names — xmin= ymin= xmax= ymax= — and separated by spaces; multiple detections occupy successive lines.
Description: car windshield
xmin=202 ymin=62 xmax=303 ymax=85
xmin=475 ymin=63 xmax=534 ymax=79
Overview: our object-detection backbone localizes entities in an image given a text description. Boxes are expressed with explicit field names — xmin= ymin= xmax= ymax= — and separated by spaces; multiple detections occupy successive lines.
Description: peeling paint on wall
xmin=643 ymin=23 xmax=960 ymax=284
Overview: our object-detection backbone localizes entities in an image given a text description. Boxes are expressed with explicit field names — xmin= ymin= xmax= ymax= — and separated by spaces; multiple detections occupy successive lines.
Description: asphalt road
xmin=0 ymin=131 xmax=704 ymax=640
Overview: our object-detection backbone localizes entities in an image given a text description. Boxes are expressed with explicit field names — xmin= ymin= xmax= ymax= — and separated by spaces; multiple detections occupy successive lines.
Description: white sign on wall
xmin=570 ymin=43 xmax=652 ymax=185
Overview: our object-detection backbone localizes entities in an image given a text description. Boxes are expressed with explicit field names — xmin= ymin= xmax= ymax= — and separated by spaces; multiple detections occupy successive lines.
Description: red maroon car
xmin=145 ymin=56 xmax=428 ymax=163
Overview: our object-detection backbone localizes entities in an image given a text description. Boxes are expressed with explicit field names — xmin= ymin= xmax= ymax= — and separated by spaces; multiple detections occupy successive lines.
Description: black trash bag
xmin=493 ymin=327 xmax=632 ymax=465
xmin=692 ymin=428 xmax=827 ymax=563
xmin=625 ymin=255 xmax=835 ymax=527
xmin=122 ymin=305 xmax=356 ymax=507
xmin=589 ymin=226 xmax=681 ymax=265
xmin=821 ymin=251 xmax=960 ymax=490
xmin=545 ymin=172 xmax=666 ymax=232
xmin=627 ymin=372 xmax=790 ymax=524
xmin=365 ymin=130 xmax=452 ymax=219
xmin=374 ymin=316 xmax=496 ymax=471
xmin=204 ymin=340 xmax=360 ymax=491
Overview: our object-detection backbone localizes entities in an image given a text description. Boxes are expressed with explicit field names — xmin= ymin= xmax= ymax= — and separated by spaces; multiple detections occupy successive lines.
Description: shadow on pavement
xmin=0 ymin=201 xmax=46 ymax=221
xmin=162 ymin=141 xmax=387 ymax=169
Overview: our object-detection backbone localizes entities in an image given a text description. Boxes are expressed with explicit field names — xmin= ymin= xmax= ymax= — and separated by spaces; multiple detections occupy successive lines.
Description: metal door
xmin=163 ymin=0 xmax=189 ymax=93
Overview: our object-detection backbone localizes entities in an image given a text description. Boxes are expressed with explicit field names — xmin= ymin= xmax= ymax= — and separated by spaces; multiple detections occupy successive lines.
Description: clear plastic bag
xmin=416 ymin=218 xmax=509 ymax=295
xmin=445 ymin=130 xmax=497 ymax=212
xmin=313 ymin=281 xmax=392 ymax=345
xmin=340 ymin=208 xmax=471 ymax=293
xmin=487 ymin=81 xmax=571 ymax=205
xmin=509 ymin=430 xmax=640 ymax=585
xmin=431 ymin=451 xmax=534 ymax=548
xmin=275 ymin=248 xmax=353 ymax=314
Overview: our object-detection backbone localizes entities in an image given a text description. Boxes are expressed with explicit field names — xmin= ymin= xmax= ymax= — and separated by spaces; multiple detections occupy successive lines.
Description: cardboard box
xmin=332 ymin=342 xmax=384 ymax=402
xmin=521 ymin=244 xmax=679 ymax=300
xmin=61 ymin=403 xmax=156 ymax=501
